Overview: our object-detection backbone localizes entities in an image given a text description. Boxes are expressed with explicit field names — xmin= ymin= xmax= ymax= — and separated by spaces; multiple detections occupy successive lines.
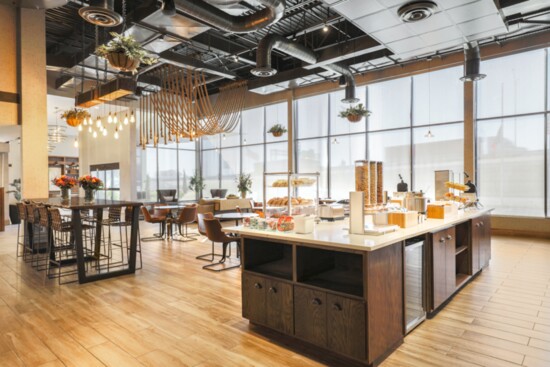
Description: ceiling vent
xmin=397 ymin=1 xmax=438 ymax=23
xmin=79 ymin=0 xmax=123 ymax=27
xmin=460 ymin=42 xmax=486 ymax=82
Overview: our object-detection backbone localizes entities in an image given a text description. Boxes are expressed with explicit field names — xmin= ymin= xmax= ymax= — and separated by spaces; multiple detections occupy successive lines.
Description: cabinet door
xmin=327 ymin=294 xmax=366 ymax=360
xmin=471 ymin=217 xmax=482 ymax=274
xmin=431 ymin=229 xmax=448 ymax=310
xmin=294 ymin=286 xmax=327 ymax=347
xmin=480 ymin=215 xmax=491 ymax=269
xmin=242 ymin=273 xmax=267 ymax=325
xmin=445 ymin=227 xmax=456 ymax=293
xmin=266 ymin=279 xmax=294 ymax=335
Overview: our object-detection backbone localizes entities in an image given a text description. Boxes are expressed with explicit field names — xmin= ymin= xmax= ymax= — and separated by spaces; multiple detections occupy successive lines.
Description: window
xmin=158 ymin=147 xmax=178 ymax=193
xmin=136 ymin=147 xmax=157 ymax=201
xmin=296 ymin=94 xmax=329 ymax=139
xmin=202 ymin=149 xmax=220 ymax=194
xmin=330 ymin=89 xmax=366 ymax=136
xmin=368 ymin=78 xmax=411 ymax=131
xmin=178 ymin=148 xmax=196 ymax=200
xmin=296 ymin=138 xmax=329 ymax=198
xmin=221 ymin=147 xmax=240 ymax=194
xmin=242 ymin=144 xmax=264 ymax=201
xmin=91 ymin=163 xmax=120 ymax=201
xmin=330 ymin=134 xmax=366 ymax=200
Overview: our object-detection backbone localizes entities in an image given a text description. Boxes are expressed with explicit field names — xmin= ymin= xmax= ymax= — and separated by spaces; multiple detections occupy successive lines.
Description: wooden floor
xmin=0 ymin=222 xmax=549 ymax=367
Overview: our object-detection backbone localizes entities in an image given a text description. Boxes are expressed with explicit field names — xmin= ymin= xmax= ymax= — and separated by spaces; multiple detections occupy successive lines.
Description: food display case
xmin=263 ymin=172 xmax=320 ymax=218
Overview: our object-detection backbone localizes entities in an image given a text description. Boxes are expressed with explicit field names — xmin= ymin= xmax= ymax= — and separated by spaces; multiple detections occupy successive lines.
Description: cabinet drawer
xmin=266 ymin=279 xmax=294 ymax=335
xmin=327 ymin=294 xmax=366 ymax=360
xmin=294 ymin=286 xmax=327 ymax=347
xmin=242 ymin=273 xmax=267 ymax=325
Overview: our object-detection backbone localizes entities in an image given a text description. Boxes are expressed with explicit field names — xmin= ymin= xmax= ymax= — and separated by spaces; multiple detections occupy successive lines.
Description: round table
xmin=214 ymin=212 xmax=258 ymax=226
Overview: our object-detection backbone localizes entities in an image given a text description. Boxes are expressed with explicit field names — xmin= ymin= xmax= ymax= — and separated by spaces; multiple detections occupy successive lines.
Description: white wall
xmin=79 ymin=120 xmax=136 ymax=200
xmin=50 ymin=138 xmax=78 ymax=157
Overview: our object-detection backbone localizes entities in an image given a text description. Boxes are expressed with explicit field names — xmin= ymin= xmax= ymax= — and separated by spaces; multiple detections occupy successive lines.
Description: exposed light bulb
xmin=114 ymin=131 xmax=119 ymax=140
xmin=96 ymin=117 xmax=101 ymax=126
xmin=243 ymin=138 xmax=247 ymax=145
xmin=78 ymin=124 xmax=83 ymax=132
xmin=425 ymin=130 xmax=434 ymax=138
xmin=323 ymin=24 xmax=329 ymax=32
xmin=118 ymin=124 xmax=123 ymax=131
xmin=83 ymin=119 xmax=87 ymax=126
xmin=113 ymin=115 xmax=118 ymax=124
xmin=96 ymin=119 xmax=102 ymax=127
xmin=107 ymin=112 xmax=113 ymax=123
xmin=222 ymin=134 xmax=226 ymax=140
xmin=102 ymin=129 xmax=107 ymax=136
xmin=93 ymin=131 xmax=97 ymax=138
xmin=73 ymin=139 xmax=78 ymax=148
xmin=124 ymin=113 xmax=129 ymax=125
xmin=88 ymin=126 xmax=92 ymax=133
xmin=130 ymin=110 xmax=135 ymax=123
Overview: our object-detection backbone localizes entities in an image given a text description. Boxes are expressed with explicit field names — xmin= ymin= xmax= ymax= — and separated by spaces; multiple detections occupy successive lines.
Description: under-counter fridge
xmin=405 ymin=237 xmax=426 ymax=333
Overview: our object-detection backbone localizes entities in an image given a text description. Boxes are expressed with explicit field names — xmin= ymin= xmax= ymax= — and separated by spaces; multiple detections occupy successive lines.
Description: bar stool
xmin=35 ymin=206 xmax=52 ymax=271
xmin=16 ymin=203 xmax=28 ymax=258
xmin=24 ymin=204 xmax=39 ymax=264
xmin=46 ymin=208 xmax=78 ymax=284
xmin=101 ymin=207 xmax=125 ymax=270
xmin=117 ymin=206 xmax=142 ymax=270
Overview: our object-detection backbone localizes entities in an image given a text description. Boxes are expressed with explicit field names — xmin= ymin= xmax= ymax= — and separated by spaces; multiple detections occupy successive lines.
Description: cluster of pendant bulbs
xmin=75 ymin=109 xmax=135 ymax=146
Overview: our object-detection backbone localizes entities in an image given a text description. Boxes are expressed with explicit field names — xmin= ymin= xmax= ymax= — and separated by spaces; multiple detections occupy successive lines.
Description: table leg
xmin=128 ymin=206 xmax=139 ymax=272
xmin=94 ymin=208 xmax=103 ymax=258
xmin=71 ymin=209 xmax=86 ymax=282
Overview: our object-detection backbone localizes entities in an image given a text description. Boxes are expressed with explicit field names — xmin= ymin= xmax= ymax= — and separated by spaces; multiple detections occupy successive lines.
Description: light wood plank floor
xmin=0 ymin=222 xmax=549 ymax=367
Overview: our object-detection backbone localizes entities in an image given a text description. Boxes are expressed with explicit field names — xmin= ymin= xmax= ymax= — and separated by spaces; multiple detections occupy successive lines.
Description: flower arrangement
xmin=61 ymin=108 xmax=91 ymax=127
xmin=78 ymin=175 xmax=104 ymax=191
xmin=52 ymin=175 xmax=78 ymax=189
xmin=338 ymin=103 xmax=371 ymax=122
xmin=96 ymin=32 xmax=158 ymax=73
xmin=237 ymin=173 xmax=253 ymax=198
xmin=267 ymin=124 xmax=287 ymax=137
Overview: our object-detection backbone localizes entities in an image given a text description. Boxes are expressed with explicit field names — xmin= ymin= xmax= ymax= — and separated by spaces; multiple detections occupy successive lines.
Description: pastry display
xmin=290 ymin=177 xmax=316 ymax=187
xmin=272 ymin=179 xmax=288 ymax=187
xmin=267 ymin=196 xmax=314 ymax=207
xmin=445 ymin=181 xmax=469 ymax=191
xmin=355 ymin=160 xmax=383 ymax=205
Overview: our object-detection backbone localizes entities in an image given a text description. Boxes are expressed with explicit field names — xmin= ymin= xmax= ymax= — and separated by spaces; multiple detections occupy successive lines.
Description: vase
xmin=240 ymin=191 xmax=247 ymax=199
xmin=84 ymin=189 xmax=95 ymax=203
xmin=61 ymin=188 xmax=70 ymax=201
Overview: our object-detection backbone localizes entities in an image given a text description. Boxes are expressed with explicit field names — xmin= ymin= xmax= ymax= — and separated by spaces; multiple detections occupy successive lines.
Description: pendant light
xmin=74 ymin=138 xmax=79 ymax=148
xmin=123 ymin=113 xmax=129 ymax=125
xmin=108 ymin=112 xmax=113 ymax=124
xmin=424 ymin=56 xmax=434 ymax=138
xmin=78 ymin=124 xmax=83 ymax=132
xmin=93 ymin=130 xmax=98 ymax=138
xmin=130 ymin=110 xmax=135 ymax=123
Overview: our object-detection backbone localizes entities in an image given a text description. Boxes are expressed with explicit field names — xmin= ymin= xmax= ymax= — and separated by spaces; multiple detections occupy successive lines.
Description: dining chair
xmin=140 ymin=206 xmax=168 ymax=241
xmin=196 ymin=212 xmax=223 ymax=262
xmin=172 ymin=205 xmax=198 ymax=242
xmin=202 ymin=218 xmax=241 ymax=272
xmin=16 ymin=203 xmax=28 ymax=258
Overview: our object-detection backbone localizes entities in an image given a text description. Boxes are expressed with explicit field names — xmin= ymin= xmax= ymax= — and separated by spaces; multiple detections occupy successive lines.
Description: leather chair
xmin=16 ymin=203 xmax=27 ymax=258
xmin=157 ymin=189 xmax=177 ymax=204
xmin=196 ymin=212 xmax=223 ymax=262
xmin=172 ymin=205 xmax=198 ymax=242
xmin=140 ymin=206 xmax=168 ymax=241
xmin=202 ymin=218 xmax=241 ymax=272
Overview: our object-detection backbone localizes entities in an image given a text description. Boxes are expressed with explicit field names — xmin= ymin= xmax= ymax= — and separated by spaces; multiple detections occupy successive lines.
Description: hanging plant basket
xmin=106 ymin=52 xmax=141 ymax=73
xmin=272 ymin=131 xmax=283 ymax=137
xmin=346 ymin=114 xmax=363 ymax=123
xmin=65 ymin=116 xmax=83 ymax=127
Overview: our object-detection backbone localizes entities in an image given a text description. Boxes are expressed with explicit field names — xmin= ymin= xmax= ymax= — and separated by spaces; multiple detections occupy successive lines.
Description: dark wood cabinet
xmin=243 ymin=273 xmax=294 ymax=334
xmin=294 ymin=286 xmax=327 ymax=347
xmin=266 ymin=279 xmax=294 ymax=335
xmin=242 ymin=273 xmax=267 ymax=325
xmin=471 ymin=215 xmax=491 ymax=273
xmin=431 ymin=227 xmax=456 ymax=311
xmin=327 ymin=294 xmax=366 ymax=360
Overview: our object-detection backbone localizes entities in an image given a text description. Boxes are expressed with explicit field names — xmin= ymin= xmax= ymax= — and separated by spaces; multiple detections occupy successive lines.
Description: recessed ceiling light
xmin=398 ymin=1 xmax=438 ymax=23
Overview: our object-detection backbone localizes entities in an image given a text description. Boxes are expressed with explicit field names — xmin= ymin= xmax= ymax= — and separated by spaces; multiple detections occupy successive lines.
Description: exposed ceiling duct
xmin=251 ymin=34 xmax=359 ymax=103
xmin=460 ymin=42 xmax=486 ymax=82
xmin=79 ymin=0 xmax=123 ymax=27
xmin=162 ymin=0 xmax=285 ymax=33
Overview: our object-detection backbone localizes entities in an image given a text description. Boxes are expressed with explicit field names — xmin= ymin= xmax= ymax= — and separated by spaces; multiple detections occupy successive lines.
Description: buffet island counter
xmin=224 ymin=208 xmax=493 ymax=366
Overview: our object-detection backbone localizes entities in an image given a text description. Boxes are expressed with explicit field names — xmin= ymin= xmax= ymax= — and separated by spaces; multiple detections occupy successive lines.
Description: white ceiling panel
xmin=371 ymin=24 xmax=413 ymax=43
xmin=437 ymin=0 xmax=480 ymax=11
xmin=353 ymin=9 xmax=402 ymax=33
xmin=387 ymin=36 xmax=426 ymax=53
xmin=457 ymin=14 xmax=506 ymax=36
xmin=420 ymin=26 xmax=463 ymax=46
xmin=332 ymin=0 xmax=385 ymax=20
xmin=446 ymin=0 xmax=500 ymax=24
xmin=376 ymin=0 xmax=404 ymax=6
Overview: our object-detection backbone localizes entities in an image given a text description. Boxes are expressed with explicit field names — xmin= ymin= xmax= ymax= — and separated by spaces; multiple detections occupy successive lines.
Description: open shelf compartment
xmin=296 ymin=246 xmax=364 ymax=297
xmin=243 ymin=238 xmax=293 ymax=280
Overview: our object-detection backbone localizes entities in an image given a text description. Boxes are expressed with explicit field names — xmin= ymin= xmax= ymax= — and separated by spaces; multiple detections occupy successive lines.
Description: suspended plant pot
xmin=267 ymin=123 xmax=287 ymax=137
xmin=106 ymin=52 xmax=141 ymax=73
xmin=61 ymin=108 xmax=91 ymax=127
xmin=96 ymin=32 xmax=158 ymax=75
xmin=339 ymin=103 xmax=370 ymax=123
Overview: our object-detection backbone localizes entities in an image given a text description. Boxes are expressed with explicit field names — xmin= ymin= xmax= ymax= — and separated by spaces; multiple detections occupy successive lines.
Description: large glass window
xmin=330 ymin=89 xmax=366 ymax=136
xmin=136 ymin=147 xmax=157 ymax=201
xmin=178 ymin=149 xmax=196 ymax=200
xmin=330 ymin=134 xmax=366 ymax=200
xmin=296 ymin=138 xmax=329 ymax=198
xmin=477 ymin=115 xmax=545 ymax=217
xmin=202 ymin=149 xmax=220 ymax=195
xmin=221 ymin=147 xmax=240 ymax=194
xmin=296 ymin=94 xmax=329 ymax=139
xmin=368 ymin=78 xmax=411 ymax=131
xmin=158 ymin=147 xmax=178 ymax=192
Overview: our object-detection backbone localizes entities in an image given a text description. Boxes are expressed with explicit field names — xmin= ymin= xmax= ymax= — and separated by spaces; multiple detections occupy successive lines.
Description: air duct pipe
xmin=252 ymin=34 xmax=359 ymax=103
xmin=460 ymin=41 xmax=486 ymax=82
xmin=162 ymin=0 xmax=285 ymax=34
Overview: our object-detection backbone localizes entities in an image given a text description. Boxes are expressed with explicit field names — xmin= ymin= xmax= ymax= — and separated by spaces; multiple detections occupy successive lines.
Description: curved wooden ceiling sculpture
xmin=139 ymin=64 xmax=247 ymax=148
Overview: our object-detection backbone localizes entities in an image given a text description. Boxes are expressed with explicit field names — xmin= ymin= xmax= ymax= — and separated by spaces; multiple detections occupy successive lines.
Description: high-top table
xmin=28 ymin=198 xmax=142 ymax=284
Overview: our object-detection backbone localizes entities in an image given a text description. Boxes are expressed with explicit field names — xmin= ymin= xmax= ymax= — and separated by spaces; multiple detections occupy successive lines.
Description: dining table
xmin=214 ymin=212 xmax=258 ymax=226
xmin=28 ymin=197 xmax=142 ymax=284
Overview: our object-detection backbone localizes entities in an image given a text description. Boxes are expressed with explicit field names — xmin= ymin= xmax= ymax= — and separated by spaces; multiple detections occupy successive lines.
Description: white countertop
xmin=223 ymin=209 xmax=492 ymax=252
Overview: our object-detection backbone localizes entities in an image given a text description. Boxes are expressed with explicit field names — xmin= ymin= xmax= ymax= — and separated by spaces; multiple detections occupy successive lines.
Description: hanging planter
xmin=339 ymin=103 xmax=370 ymax=123
xmin=96 ymin=32 xmax=158 ymax=74
xmin=61 ymin=108 xmax=91 ymax=127
xmin=267 ymin=123 xmax=287 ymax=137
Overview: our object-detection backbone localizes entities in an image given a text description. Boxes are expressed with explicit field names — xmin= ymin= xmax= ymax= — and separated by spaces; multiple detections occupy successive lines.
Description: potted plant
xmin=61 ymin=108 xmax=91 ymax=127
xmin=267 ymin=124 xmax=287 ymax=137
xmin=188 ymin=171 xmax=206 ymax=198
xmin=78 ymin=175 xmax=104 ymax=203
xmin=52 ymin=175 xmax=77 ymax=201
xmin=338 ymin=103 xmax=371 ymax=122
xmin=96 ymin=32 xmax=158 ymax=74
xmin=237 ymin=173 xmax=252 ymax=199
xmin=7 ymin=179 xmax=21 ymax=224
